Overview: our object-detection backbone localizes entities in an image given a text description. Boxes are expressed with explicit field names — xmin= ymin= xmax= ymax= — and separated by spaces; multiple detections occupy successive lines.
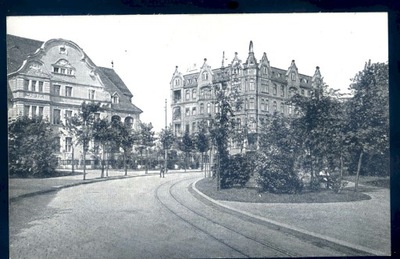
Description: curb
xmin=191 ymin=178 xmax=386 ymax=256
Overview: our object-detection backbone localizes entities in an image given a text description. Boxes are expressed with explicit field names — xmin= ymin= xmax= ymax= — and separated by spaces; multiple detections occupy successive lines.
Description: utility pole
xmin=164 ymin=98 xmax=167 ymax=178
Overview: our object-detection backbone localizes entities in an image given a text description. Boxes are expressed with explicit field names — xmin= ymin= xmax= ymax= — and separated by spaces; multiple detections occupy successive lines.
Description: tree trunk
xmin=184 ymin=152 xmax=187 ymax=172
xmin=124 ymin=150 xmax=128 ymax=176
xmin=83 ymin=140 xmax=86 ymax=180
xmin=72 ymin=146 xmax=75 ymax=174
xmin=101 ymin=144 xmax=105 ymax=178
xmin=145 ymin=148 xmax=149 ymax=174
xmin=340 ymin=153 xmax=343 ymax=178
xmin=355 ymin=150 xmax=364 ymax=192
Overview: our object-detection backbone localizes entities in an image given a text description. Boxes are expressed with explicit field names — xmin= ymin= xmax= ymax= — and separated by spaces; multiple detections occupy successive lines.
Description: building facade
xmin=7 ymin=34 xmax=142 ymax=168
xmin=170 ymin=41 xmax=323 ymax=150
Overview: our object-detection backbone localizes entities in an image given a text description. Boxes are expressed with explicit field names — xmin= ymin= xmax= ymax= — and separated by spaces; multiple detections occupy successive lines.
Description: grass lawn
xmin=196 ymin=178 xmax=372 ymax=203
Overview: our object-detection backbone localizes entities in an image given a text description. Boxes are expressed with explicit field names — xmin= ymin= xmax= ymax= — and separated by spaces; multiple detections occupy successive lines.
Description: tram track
xmin=155 ymin=176 xmax=299 ymax=258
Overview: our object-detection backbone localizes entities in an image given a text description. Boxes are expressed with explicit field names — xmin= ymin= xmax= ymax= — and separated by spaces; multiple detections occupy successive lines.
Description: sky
xmin=7 ymin=13 xmax=388 ymax=131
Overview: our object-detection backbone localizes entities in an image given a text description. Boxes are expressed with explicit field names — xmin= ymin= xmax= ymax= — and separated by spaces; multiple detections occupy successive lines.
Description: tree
xmin=256 ymin=112 xmax=303 ymax=193
xmin=138 ymin=122 xmax=156 ymax=173
xmin=195 ymin=121 xmax=210 ymax=174
xmin=177 ymin=129 xmax=193 ymax=171
xmin=66 ymin=101 xmax=102 ymax=180
xmin=209 ymin=78 xmax=242 ymax=190
xmin=92 ymin=118 xmax=114 ymax=178
xmin=159 ymin=126 xmax=175 ymax=173
xmin=111 ymin=119 xmax=138 ymax=176
xmin=9 ymin=116 xmax=59 ymax=177
xmin=290 ymin=86 xmax=347 ymax=180
xmin=347 ymin=61 xmax=389 ymax=191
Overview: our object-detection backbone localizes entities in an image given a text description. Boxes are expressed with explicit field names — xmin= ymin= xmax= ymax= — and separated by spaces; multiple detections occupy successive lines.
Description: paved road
xmin=10 ymin=172 xmax=364 ymax=258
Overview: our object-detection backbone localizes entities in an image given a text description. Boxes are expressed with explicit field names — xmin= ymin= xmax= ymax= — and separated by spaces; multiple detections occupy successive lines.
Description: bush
xmin=8 ymin=116 xmax=59 ymax=177
xmin=218 ymin=153 xmax=253 ymax=189
xmin=256 ymin=154 xmax=303 ymax=194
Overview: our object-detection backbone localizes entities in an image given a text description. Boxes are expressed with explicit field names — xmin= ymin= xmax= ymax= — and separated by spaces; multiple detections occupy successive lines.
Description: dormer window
xmin=112 ymin=94 xmax=119 ymax=104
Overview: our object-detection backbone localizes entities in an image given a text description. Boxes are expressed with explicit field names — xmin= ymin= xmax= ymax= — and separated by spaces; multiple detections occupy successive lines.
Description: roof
xmin=7 ymin=34 xmax=142 ymax=114
xmin=7 ymin=34 xmax=44 ymax=74
xmin=98 ymin=66 xmax=133 ymax=98
xmin=97 ymin=68 xmax=143 ymax=114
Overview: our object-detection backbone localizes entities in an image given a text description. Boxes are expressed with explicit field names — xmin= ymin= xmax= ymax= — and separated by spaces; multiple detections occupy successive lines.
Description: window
xmin=201 ymin=89 xmax=205 ymax=98
xmin=207 ymin=103 xmax=211 ymax=114
xmin=38 ymin=107 xmax=44 ymax=117
xmin=202 ymin=72 xmax=209 ymax=80
xmin=64 ymin=86 xmax=72 ymax=97
xmin=88 ymin=90 xmax=95 ymax=100
xmin=289 ymin=105 xmax=293 ymax=115
xmin=31 ymin=106 xmax=37 ymax=117
xmin=185 ymin=108 xmax=190 ymax=116
xmin=53 ymin=67 xmax=59 ymax=73
xmin=273 ymin=101 xmax=277 ymax=112
xmin=192 ymin=107 xmax=196 ymax=115
xmin=192 ymin=89 xmax=197 ymax=99
xmin=53 ymin=109 xmax=61 ymax=124
xmin=112 ymin=95 xmax=119 ymax=104
xmin=261 ymin=99 xmax=265 ymax=111
xmin=215 ymin=103 xmax=219 ymax=114
xmin=94 ymin=113 xmax=100 ymax=120
xmin=291 ymin=72 xmax=296 ymax=81
xmin=249 ymin=98 xmax=255 ymax=109
xmin=54 ymin=85 xmax=61 ymax=96
xmin=263 ymin=66 xmax=268 ymax=75
xmin=39 ymin=81 xmax=43 ymax=92
xmin=280 ymin=104 xmax=285 ymax=114
xmin=185 ymin=124 xmax=190 ymax=132
xmin=273 ymin=84 xmax=277 ymax=95
xmin=192 ymin=122 xmax=196 ymax=133
xmin=174 ymin=78 xmax=180 ymax=86
xmin=24 ymin=79 xmax=29 ymax=90
xmin=60 ymin=46 xmax=67 ymax=54
xmin=249 ymin=81 xmax=255 ymax=91
xmin=65 ymin=137 xmax=72 ymax=152
xmin=301 ymin=89 xmax=305 ymax=95
xmin=281 ymin=86 xmax=285 ymax=97
xmin=186 ymin=90 xmax=190 ymax=100
xmin=24 ymin=105 xmax=30 ymax=116
xmin=266 ymin=100 xmax=269 ymax=112
xmin=200 ymin=103 xmax=204 ymax=114
xmin=31 ymin=80 xmax=36 ymax=92
xmin=236 ymin=118 xmax=241 ymax=129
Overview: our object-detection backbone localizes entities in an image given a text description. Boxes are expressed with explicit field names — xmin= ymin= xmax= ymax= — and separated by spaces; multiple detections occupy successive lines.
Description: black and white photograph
xmin=7 ymin=12 xmax=390 ymax=258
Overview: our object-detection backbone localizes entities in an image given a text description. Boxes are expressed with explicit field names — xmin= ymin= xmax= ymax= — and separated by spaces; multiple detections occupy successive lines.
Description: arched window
xmin=215 ymin=103 xmax=219 ymax=113
xmin=280 ymin=85 xmax=285 ymax=97
xmin=207 ymin=103 xmax=211 ymax=114
xmin=273 ymin=101 xmax=277 ymax=112
xmin=192 ymin=89 xmax=197 ymax=99
xmin=185 ymin=90 xmax=190 ymax=100
xmin=291 ymin=72 xmax=296 ymax=81
xmin=273 ymin=84 xmax=277 ymax=95
xmin=266 ymin=99 xmax=269 ymax=112
xmin=249 ymin=81 xmax=255 ymax=91
xmin=280 ymin=104 xmax=285 ymax=114
xmin=174 ymin=78 xmax=181 ymax=86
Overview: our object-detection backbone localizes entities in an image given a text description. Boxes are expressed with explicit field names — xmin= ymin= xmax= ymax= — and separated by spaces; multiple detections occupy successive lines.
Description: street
xmin=10 ymin=172 xmax=363 ymax=258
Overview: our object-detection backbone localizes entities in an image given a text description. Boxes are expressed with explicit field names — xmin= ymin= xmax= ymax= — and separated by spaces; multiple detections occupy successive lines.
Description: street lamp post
xmin=164 ymin=99 xmax=167 ymax=178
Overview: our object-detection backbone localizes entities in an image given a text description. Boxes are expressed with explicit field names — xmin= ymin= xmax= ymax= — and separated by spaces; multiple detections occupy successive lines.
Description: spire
xmin=249 ymin=40 xmax=253 ymax=53
xmin=312 ymin=66 xmax=322 ymax=88
xmin=245 ymin=41 xmax=257 ymax=66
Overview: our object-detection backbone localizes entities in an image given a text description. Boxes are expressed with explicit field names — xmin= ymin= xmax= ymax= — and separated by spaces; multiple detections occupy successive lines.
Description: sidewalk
xmin=9 ymin=168 xmax=196 ymax=201
xmin=193 ymin=181 xmax=391 ymax=256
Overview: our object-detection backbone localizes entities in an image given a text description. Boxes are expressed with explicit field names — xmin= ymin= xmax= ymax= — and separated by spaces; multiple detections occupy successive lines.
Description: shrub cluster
xmin=219 ymin=153 xmax=254 ymax=189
